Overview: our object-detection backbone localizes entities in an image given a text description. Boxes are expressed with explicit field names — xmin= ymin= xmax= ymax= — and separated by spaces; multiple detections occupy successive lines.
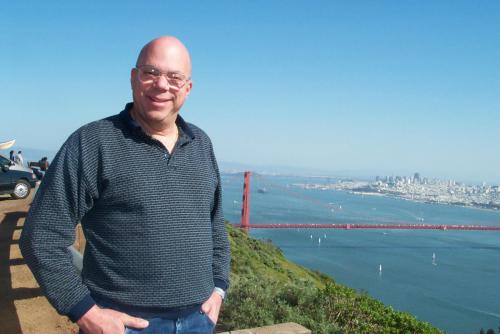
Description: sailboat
xmin=257 ymin=187 xmax=268 ymax=194
xmin=0 ymin=139 xmax=15 ymax=150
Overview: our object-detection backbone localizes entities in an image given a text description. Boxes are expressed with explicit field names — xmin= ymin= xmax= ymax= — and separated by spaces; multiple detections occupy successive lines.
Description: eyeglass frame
xmin=134 ymin=65 xmax=191 ymax=90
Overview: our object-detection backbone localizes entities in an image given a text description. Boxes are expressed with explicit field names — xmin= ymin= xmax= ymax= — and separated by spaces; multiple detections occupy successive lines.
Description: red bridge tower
xmin=240 ymin=171 xmax=251 ymax=229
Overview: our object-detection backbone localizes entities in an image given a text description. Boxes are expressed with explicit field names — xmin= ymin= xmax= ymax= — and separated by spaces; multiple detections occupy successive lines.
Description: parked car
xmin=0 ymin=154 xmax=38 ymax=199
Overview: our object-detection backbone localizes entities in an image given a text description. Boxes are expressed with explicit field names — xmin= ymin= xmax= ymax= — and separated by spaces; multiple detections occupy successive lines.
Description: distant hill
xmin=219 ymin=161 xmax=367 ymax=179
xmin=221 ymin=223 xmax=443 ymax=333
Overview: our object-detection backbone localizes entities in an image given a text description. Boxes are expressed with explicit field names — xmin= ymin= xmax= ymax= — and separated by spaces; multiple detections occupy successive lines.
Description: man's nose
xmin=154 ymin=76 xmax=179 ymax=93
xmin=154 ymin=75 xmax=170 ymax=90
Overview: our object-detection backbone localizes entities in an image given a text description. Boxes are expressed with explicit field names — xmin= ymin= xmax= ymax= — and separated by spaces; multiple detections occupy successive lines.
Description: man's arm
xmin=19 ymin=135 xmax=97 ymax=321
xmin=202 ymin=142 xmax=231 ymax=324
xmin=208 ymin=143 xmax=230 ymax=292
xmin=20 ymin=131 xmax=150 ymax=332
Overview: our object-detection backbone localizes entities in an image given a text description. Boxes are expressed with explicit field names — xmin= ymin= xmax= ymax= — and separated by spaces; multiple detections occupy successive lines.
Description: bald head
xmin=130 ymin=36 xmax=193 ymax=129
xmin=136 ymin=36 xmax=192 ymax=78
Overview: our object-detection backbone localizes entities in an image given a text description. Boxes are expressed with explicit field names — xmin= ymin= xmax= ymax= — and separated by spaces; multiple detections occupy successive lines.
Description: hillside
xmin=220 ymin=223 xmax=443 ymax=334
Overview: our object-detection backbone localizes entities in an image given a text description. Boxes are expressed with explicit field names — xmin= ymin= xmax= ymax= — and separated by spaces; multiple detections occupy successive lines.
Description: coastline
xmin=350 ymin=190 xmax=500 ymax=213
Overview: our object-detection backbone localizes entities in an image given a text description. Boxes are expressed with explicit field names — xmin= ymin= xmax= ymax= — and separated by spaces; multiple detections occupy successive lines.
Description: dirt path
xmin=0 ymin=193 xmax=78 ymax=333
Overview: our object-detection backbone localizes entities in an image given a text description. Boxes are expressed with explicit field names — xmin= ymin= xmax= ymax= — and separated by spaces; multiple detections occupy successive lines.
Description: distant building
xmin=414 ymin=172 xmax=421 ymax=184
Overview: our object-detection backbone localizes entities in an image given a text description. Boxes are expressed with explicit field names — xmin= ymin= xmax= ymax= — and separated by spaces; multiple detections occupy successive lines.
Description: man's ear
xmin=184 ymin=80 xmax=193 ymax=96
xmin=130 ymin=68 xmax=137 ymax=89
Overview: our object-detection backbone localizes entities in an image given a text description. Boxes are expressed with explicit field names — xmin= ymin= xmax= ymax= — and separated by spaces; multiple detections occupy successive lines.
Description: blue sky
xmin=1 ymin=1 xmax=499 ymax=183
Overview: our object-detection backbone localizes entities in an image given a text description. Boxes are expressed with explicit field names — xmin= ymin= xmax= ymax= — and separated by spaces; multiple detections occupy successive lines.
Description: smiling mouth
xmin=148 ymin=96 xmax=173 ymax=103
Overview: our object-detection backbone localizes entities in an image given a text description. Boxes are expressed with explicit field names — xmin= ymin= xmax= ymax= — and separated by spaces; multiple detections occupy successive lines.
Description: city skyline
xmin=1 ymin=1 xmax=499 ymax=183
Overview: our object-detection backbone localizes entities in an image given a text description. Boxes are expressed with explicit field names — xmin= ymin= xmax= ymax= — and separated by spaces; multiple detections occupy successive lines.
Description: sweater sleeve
xmin=19 ymin=133 xmax=98 ymax=321
xmin=208 ymin=143 xmax=231 ymax=291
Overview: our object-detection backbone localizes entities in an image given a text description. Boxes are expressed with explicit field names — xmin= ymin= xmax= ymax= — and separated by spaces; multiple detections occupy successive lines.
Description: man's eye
xmin=168 ymin=73 xmax=184 ymax=80
xmin=145 ymin=69 xmax=159 ymax=76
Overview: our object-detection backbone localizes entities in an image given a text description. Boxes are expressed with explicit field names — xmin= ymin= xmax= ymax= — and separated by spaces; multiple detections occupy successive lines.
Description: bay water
xmin=221 ymin=174 xmax=500 ymax=334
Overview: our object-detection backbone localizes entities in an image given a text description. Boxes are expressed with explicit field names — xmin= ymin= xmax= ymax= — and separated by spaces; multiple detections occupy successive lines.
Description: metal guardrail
xmin=68 ymin=246 xmax=83 ymax=274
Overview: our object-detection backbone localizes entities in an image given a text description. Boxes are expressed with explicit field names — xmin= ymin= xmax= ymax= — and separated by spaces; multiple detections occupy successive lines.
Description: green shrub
xmin=221 ymin=223 xmax=443 ymax=334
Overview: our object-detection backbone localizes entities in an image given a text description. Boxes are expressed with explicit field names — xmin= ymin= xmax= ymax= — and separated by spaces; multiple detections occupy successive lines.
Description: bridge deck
xmin=235 ymin=223 xmax=500 ymax=231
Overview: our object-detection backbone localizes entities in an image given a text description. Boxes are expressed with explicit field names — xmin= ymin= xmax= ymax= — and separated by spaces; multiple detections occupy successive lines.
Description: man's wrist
xmin=213 ymin=287 xmax=226 ymax=300
xmin=68 ymin=294 xmax=96 ymax=322
xmin=76 ymin=305 xmax=99 ymax=327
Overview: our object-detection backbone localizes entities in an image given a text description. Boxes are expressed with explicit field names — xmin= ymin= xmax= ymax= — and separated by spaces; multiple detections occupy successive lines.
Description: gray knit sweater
xmin=20 ymin=103 xmax=230 ymax=321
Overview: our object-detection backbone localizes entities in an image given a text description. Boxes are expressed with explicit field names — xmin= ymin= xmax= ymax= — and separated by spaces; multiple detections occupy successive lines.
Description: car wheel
xmin=11 ymin=180 xmax=31 ymax=199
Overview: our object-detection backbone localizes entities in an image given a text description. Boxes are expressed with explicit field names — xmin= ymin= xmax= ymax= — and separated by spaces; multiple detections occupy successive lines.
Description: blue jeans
xmin=79 ymin=298 xmax=215 ymax=334
xmin=124 ymin=310 xmax=215 ymax=334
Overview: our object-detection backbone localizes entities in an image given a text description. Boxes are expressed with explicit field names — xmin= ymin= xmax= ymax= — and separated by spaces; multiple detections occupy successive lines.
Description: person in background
xmin=9 ymin=150 xmax=15 ymax=162
xmin=20 ymin=36 xmax=230 ymax=334
xmin=15 ymin=150 xmax=24 ymax=166
xmin=39 ymin=157 xmax=49 ymax=171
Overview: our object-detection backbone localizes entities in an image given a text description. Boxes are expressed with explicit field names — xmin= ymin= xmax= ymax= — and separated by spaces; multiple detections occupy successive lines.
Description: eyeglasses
xmin=135 ymin=65 xmax=189 ymax=90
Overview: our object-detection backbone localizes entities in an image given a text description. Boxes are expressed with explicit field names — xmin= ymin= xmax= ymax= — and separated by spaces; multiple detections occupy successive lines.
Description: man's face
xmin=131 ymin=44 xmax=192 ymax=125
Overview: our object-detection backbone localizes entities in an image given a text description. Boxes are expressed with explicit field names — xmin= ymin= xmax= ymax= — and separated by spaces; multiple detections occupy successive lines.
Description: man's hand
xmin=77 ymin=305 xmax=149 ymax=334
xmin=201 ymin=291 xmax=223 ymax=325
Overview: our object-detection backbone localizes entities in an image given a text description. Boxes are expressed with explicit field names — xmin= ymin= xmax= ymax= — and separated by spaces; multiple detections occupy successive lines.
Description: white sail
xmin=0 ymin=139 xmax=15 ymax=150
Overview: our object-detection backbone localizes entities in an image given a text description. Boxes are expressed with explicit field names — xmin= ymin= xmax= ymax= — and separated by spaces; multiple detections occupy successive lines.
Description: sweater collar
xmin=120 ymin=102 xmax=195 ymax=140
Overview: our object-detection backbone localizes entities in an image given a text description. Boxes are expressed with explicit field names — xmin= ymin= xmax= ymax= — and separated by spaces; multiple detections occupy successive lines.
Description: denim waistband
xmin=92 ymin=295 xmax=202 ymax=320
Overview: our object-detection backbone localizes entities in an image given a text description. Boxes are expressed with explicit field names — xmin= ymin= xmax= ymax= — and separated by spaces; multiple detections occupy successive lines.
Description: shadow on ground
xmin=0 ymin=211 xmax=43 ymax=334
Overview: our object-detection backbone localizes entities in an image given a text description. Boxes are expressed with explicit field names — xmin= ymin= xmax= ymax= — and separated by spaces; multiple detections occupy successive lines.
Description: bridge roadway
xmin=235 ymin=223 xmax=500 ymax=231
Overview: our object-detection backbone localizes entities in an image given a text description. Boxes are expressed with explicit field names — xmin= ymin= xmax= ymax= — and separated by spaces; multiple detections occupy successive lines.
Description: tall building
xmin=414 ymin=172 xmax=421 ymax=184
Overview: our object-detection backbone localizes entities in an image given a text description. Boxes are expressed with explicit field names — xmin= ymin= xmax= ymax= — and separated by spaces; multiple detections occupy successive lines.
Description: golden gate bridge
xmin=228 ymin=171 xmax=500 ymax=231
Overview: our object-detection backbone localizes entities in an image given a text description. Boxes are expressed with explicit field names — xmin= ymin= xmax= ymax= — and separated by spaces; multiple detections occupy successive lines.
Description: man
xmin=9 ymin=150 xmax=15 ymax=161
xmin=20 ymin=36 xmax=230 ymax=334
xmin=15 ymin=150 xmax=24 ymax=166
xmin=39 ymin=156 xmax=50 ymax=171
